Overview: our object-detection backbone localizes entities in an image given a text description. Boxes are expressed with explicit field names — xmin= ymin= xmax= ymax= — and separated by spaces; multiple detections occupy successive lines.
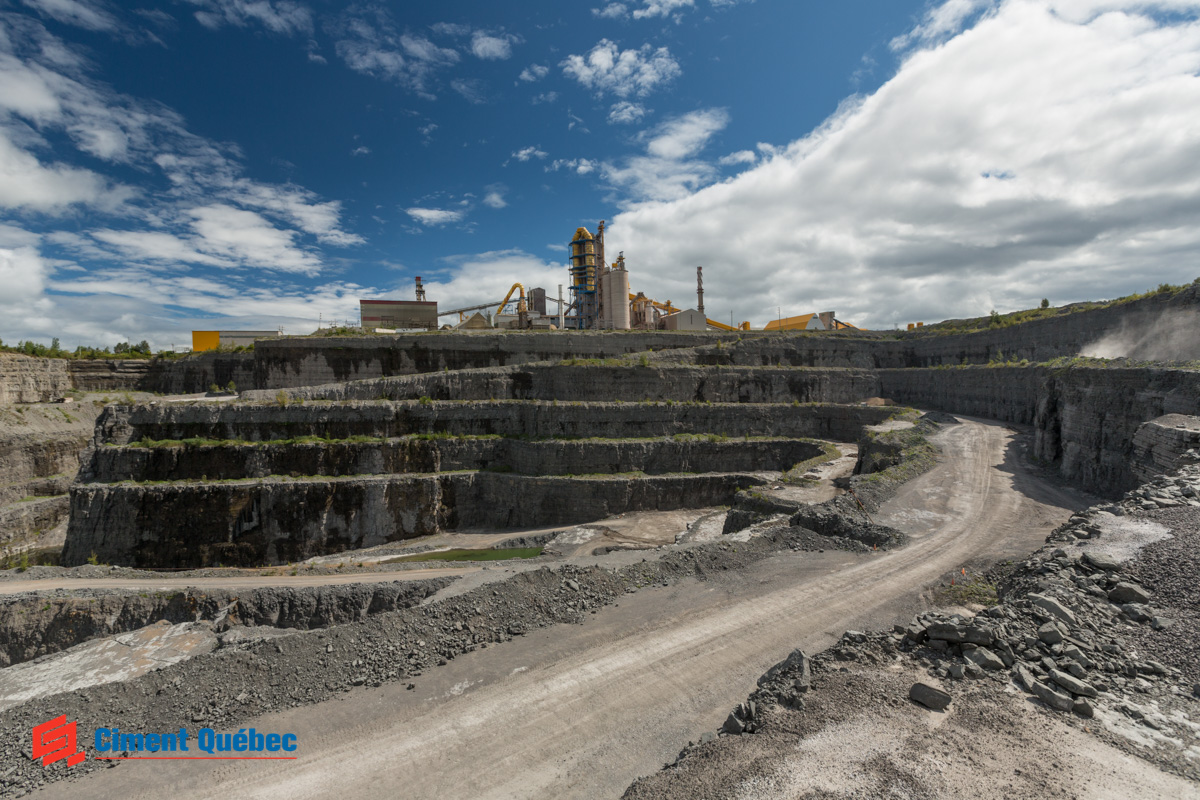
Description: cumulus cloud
xmin=548 ymin=157 xmax=600 ymax=175
xmin=605 ymin=0 xmax=1200 ymax=329
xmin=608 ymin=100 xmax=647 ymax=124
xmin=560 ymin=39 xmax=681 ymax=98
xmin=632 ymin=0 xmax=696 ymax=19
xmin=593 ymin=3 xmax=629 ymax=18
xmin=405 ymin=207 xmax=467 ymax=226
xmin=509 ymin=145 xmax=548 ymax=162
xmin=718 ymin=149 xmax=756 ymax=166
xmin=482 ymin=185 xmax=507 ymax=209
xmin=603 ymin=108 xmax=729 ymax=201
xmin=519 ymin=63 xmax=549 ymax=82
xmin=470 ymin=31 xmax=519 ymax=60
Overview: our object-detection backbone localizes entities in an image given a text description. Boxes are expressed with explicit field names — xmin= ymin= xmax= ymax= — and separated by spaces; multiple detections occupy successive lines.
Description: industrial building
xmin=399 ymin=222 xmax=855 ymax=333
xmin=763 ymin=312 xmax=857 ymax=332
xmin=191 ymin=330 xmax=281 ymax=352
xmin=359 ymin=300 xmax=438 ymax=331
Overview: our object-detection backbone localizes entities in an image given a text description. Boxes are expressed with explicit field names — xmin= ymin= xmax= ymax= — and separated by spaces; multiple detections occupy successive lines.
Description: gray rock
xmin=1082 ymin=551 xmax=1122 ymax=572
xmin=1121 ymin=603 xmax=1153 ymax=623
xmin=1015 ymin=664 xmax=1038 ymax=692
xmin=909 ymin=682 xmax=951 ymax=711
xmin=1108 ymin=582 xmax=1151 ymax=604
xmin=962 ymin=626 xmax=993 ymax=646
xmin=723 ymin=712 xmax=744 ymax=735
xmin=948 ymin=663 xmax=965 ymax=679
xmin=758 ymin=648 xmax=810 ymax=689
xmin=994 ymin=639 xmax=1016 ymax=668
xmin=1062 ymin=645 xmax=1095 ymax=670
xmin=1028 ymin=593 xmax=1077 ymax=624
xmin=1029 ymin=679 xmax=1075 ymax=711
xmin=1151 ymin=617 xmax=1175 ymax=631
xmin=927 ymin=622 xmax=965 ymax=643
xmin=964 ymin=647 xmax=1005 ymax=671
xmin=1072 ymin=698 xmax=1095 ymax=718
xmin=1038 ymin=622 xmax=1064 ymax=645
xmin=1050 ymin=669 xmax=1098 ymax=698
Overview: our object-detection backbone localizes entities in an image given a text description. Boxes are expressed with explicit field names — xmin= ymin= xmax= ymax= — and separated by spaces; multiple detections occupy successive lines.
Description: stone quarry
xmin=0 ymin=284 xmax=1198 ymax=798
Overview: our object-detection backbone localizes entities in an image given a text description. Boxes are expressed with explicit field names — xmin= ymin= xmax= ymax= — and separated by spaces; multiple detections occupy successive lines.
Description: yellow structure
xmin=191 ymin=331 xmax=220 ymax=352
xmin=764 ymin=312 xmax=858 ymax=332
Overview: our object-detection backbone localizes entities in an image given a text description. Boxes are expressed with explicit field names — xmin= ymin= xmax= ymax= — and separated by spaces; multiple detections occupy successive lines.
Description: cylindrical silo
xmin=611 ymin=266 xmax=630 ymax=330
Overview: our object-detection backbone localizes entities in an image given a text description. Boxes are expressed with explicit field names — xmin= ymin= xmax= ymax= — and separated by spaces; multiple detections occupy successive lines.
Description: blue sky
xmin=2 ymin=0 xmax=1200 ymax=348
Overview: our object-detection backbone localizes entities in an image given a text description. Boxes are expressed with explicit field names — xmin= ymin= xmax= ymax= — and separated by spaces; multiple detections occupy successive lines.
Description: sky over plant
xmin=1 ymin=0 xmax=1199 ymax=347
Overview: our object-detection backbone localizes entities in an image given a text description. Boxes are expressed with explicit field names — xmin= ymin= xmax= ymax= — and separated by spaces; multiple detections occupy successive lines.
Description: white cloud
xmin=560 ymin=39 xmax=681 ymax=98
xmin=471 ymin=31 xmax=518 ymax=60
xmin=351 ymin=145 xmax=370 ymax=156
xmin=405 ymin=207 xmax=467 ymax=226
xmin=482 ymin=186 xmax=507 ymax=209
xmin=608 ymin=100 xmax=647 ymax=124
xmin=605 ymin=1 xmax=1200 ymax=329
xmin=602 ymin=108 xmax=729 ymax=201
xmin=532 ymin=91 xmax=558 ymax=105
xmin=718 ymin=149 xmax=756 ymax=166
xmin=187 ymin=204 xmax=322 ymax=274
xmin=548 ymin=158 xmax=599 ymax=175
xmin=519 ymin=63 xmax=549 ymax=81
xmin=20 ymin=0 xmax=120 ymax=32
xmin=186 ymin=0 xmax=313 ymax=36
xmin=0 ymin=131 xmax=128 ymax=212
xmin=510 ymin=145 xmax=548 ymax=162
xmin=424 ymin=249 xmax=566 ymax=312
xmin=451 ymin=78 xmax=488 ymax=104
xmin=91 ymin=228 xmax=230 ymax=266
xmin=632 ymin=0 xmax=695 ymax=19
xmin=0 ymin=245 xmax=50 ymax=307
xmin=333 ymin=10 xmax=459 ymax=97
xmin=593 ymin=3 xmax=630 ymax=18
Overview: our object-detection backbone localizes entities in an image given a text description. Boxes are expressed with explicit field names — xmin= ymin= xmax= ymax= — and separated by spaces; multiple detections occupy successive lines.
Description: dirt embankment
xmin=0 ymin=579 xmax=452 ymax=668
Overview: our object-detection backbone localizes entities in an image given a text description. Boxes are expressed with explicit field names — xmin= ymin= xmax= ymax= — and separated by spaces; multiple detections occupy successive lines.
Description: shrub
xmin=210 ymin=383 xmax=221 ymax=394
xmin=1040 ymin=298 xmax=1049 ymax=309
xmin=275 ymin=390 xmax=289 ymax=407
xmin=225 ymin=380 xmax=237 ymax=393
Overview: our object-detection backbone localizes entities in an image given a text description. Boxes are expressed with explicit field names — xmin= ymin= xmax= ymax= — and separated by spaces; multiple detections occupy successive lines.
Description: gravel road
xmin=31 ymin=417 xmax=1087 ymax=800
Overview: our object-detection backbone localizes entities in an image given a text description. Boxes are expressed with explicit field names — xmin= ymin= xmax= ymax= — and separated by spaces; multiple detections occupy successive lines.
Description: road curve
xmin=37 ymin=417 xmax=1088 ymax=800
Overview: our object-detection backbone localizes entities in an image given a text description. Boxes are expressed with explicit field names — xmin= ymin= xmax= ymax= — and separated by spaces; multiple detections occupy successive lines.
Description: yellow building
xmin=763 ymin=312 xmax=858 ymax=332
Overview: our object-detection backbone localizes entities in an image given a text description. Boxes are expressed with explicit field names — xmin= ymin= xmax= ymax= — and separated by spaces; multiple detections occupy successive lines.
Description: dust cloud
xmin=1080 ymin=310 xmax=1200 ymax=361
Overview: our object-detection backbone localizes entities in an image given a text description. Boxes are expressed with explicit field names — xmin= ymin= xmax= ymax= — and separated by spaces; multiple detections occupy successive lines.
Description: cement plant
xmin=2 ymin=254 xmax=1200 ymax=799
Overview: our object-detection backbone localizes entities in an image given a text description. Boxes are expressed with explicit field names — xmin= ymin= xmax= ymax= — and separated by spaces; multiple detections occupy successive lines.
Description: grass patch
xmin=933 ymin=574 xmax=998 ymax=607
xmin=382 ymin=546 xmax=543 ymax=564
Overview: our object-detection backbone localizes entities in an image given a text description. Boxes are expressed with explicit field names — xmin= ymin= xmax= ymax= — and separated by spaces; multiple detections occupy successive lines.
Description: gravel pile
xmin=631 ymin=464 xmax=1200 ymax=795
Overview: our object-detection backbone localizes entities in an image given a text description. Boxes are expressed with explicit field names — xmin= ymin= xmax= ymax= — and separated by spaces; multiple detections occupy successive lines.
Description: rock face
xmin=66 ymin=471 xmax=769 ymax=567
xmin=908 ymin=683 xmax=951 ymax=710
xmin=0 ymin=354 xmax=72 ymax=403
xmin=1131 ymin=415 xmax=1200 ymax=483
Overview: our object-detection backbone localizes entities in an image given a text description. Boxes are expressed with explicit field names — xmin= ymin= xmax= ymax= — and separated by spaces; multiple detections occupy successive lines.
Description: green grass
xmin=382 ymin=546 xmax=543 ymax=564
xmin=934 ymin=575 xmax=999 ymax=607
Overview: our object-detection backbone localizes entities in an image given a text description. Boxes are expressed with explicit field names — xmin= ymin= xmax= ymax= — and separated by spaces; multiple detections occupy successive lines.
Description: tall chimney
xmin=696 ymin=266 xmax=705 ymax=316
xmin=415 ymin=276 xmax=426 ymax=302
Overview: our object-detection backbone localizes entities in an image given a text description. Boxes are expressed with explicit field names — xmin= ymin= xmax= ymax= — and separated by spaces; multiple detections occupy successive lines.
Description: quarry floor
xmin=23 ymin=416 xmax=1124 ymax=800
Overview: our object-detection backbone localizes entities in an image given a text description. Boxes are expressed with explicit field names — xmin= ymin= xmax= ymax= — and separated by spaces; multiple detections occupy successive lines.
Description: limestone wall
xmin=0 ymin=355 xmax=72 ymax=403
xmin=88 ymin=437 xmax=824 ymax=483
xmin=92 ymin=401 xmax=897 ymax=446
xmin=64 ymin=472 xmax=765 ymax=567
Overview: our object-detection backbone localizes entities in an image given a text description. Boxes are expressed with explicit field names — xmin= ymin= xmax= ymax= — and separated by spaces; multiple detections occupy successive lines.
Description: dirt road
xmin=37 ymin=417 xmax=1089 ymax=800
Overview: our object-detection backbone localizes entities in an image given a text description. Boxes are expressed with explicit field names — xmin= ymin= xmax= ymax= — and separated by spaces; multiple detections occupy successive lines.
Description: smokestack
xmin=415 ymin=276 xmax=426 ymax=302
xmin=696 ymin=266 xmax=704 ymax=316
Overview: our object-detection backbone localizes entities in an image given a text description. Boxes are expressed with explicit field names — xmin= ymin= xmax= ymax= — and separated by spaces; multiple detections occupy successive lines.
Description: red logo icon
xmin=32 ymin=716 xmax=86 ymax=768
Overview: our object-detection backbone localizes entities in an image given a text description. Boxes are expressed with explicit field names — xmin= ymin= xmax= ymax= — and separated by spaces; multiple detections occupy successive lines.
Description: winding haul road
xmin=38 ymin=417 xmax=1089 ymax=800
